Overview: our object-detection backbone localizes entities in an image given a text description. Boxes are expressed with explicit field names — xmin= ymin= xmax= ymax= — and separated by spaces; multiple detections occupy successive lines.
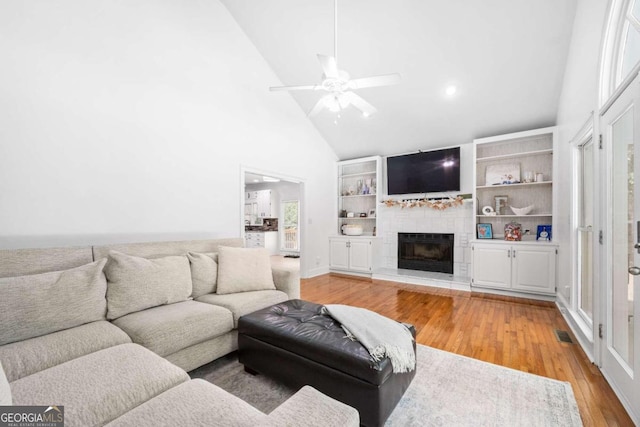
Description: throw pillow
xmin=104 ymin=251 xmax=192 ymax=320
xmin=216 ymin=246 xmax=275 ymax=295
xmin=0 ymin=259 xmax=108 ymax=346
xmin=187 ymin=252 xmax=218 ymax=298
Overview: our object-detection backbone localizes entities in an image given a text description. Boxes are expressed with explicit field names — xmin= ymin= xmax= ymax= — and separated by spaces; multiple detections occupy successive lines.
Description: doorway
xmin=241 ymin=168 xmax=303 ymax=271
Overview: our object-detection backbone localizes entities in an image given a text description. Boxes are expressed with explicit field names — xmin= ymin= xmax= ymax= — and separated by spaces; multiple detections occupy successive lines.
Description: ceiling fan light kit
xmin=269 ymin=0 xmax=400 ymax=117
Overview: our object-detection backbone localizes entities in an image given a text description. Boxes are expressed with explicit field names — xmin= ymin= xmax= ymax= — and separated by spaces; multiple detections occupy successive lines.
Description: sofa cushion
xmin=216 ymin=247 xmax=275 ymax=295
xmin=0 ymin=321 xmax=131 ymax=382
xmin=104 ymin=251 xmax=192 ymax=320
xmin=0 ymin=259 xmax=108 ymax=346
xmin=0 ymin=361 xmax=10 ymax=406
xmin=196 ymin=290 xmax=288 ymax=328
xmin=268 ymin=385 xmax=360 ymax=427
xmin=112 ymin=301 xmax=233 ymax=357
xmin=10 ymin=343 xmax=189 ymax=427
xmin=187 ymin=252 xmax=218 ymax=297
xmin=105 ymin=379 xmax=267 ymax=427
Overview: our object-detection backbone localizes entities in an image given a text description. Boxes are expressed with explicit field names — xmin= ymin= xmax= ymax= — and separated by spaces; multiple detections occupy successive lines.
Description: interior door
xmin=602 ymin=73 xmax=639 ymax=420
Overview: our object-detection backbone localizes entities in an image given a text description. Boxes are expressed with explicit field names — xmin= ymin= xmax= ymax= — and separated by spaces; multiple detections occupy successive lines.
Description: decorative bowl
xmin=342 ymin=224 xmax=363 ymax=236
xmin=510 ymin=205 xmax=534 ymax=215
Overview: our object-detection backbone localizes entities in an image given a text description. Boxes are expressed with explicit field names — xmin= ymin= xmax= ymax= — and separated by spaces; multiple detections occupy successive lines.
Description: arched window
xmin=601 ymin=0 xmax=640 ymax=104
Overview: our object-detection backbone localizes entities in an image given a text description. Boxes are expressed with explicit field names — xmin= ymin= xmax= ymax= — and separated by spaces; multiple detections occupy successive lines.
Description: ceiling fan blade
xmin=269 ymin=84 xmax=320 ymax=92
xmin=308 ymin=96 xmax=328 ymax=117
xmin=347 ymin=73 xmax=401 ymax=90
xmin=317 ymin=54 xmax=339 ymax=79
xmin=342 ymin=92 xmax=377 ymax=116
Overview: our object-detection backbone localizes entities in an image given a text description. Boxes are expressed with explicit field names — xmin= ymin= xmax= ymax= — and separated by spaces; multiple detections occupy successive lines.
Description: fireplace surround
xmin=398 ymin=233 xmax=454 ymax=274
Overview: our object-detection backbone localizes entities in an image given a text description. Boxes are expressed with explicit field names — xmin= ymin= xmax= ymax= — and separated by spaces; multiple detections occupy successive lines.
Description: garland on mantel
xmin=382 ymin=196 xmax=465 ymax=210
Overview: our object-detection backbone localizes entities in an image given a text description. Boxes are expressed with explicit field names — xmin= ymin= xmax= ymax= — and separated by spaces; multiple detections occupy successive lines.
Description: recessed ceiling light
xmin=362 ymin=112 xmax=370 ymax=118
xmin=253 ymin=179 xmax=260 ymax=183
xmin=262 ymin=176 xmax=280 ymax=183
xmin=445 ymin=85 xmax=457 ymax=96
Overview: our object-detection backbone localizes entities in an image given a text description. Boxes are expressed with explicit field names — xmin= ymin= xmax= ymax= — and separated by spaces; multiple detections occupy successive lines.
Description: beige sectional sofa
xmin=0 ymin=238 xmax=359 ymax=427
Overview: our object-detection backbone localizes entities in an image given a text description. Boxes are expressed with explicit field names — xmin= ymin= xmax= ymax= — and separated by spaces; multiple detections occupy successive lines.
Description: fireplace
xmin=398 ymin=233 xmax=454 ymax=274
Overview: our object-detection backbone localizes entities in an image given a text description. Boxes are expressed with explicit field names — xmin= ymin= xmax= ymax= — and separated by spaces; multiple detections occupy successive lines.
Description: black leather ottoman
xmin=238 ymin=299 xmax=416 ymax=427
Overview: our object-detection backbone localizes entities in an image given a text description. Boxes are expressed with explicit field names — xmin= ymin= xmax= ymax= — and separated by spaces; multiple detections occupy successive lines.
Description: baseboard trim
xmin=303 ymin=266 xmax=330 ymax=279
xmin=555 ymin=297 xmax=595 ymax=363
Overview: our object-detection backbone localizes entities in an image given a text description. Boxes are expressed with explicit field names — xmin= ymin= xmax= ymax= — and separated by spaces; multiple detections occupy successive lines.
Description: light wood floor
xmin=301 ymin=273 xmax=634 ymax=427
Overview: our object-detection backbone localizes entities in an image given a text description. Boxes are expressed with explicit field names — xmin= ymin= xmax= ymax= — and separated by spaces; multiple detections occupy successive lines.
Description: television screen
xmin=386 ymin=147 xmax=460 ymax=195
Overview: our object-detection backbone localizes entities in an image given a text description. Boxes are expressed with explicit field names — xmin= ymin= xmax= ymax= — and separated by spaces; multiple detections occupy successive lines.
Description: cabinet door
xmin=511 ymin=245 xmax=556 ymax=294
xmin=472 ymin=244 xmax=511 ymax=289
xmin=257 ymin=190 xmax=271 ymax=217
xmin=329 ymin=238 xmax=350 ymax=270
xmin=348 ymin=240 xmax=372 ymax=272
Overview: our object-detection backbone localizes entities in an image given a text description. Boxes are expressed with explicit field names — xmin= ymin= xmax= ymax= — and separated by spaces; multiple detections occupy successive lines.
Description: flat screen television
xmin=386 ymin=147 xmax=460 ymax=195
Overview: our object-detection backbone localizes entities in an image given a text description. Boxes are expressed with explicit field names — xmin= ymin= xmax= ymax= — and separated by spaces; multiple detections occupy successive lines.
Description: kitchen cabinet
xmin=329 ymin=237 xmax=375 ymax=273
xmin=245 ymin=231 xmax=278 ymax=255
xmin=257 ymin=190 xmax=272 ymax=217
xmin=471 ymin=242 xmax=557 ymax=295
xmin=245 ymin=190 xmax=275 ymax=224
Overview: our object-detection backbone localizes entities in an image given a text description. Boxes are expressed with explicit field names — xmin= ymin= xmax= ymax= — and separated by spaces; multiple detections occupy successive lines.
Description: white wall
xmin=0 ymin=0 xmax=337 ymax=277
xmin=555 ymin=0 xmax=610 ymax=344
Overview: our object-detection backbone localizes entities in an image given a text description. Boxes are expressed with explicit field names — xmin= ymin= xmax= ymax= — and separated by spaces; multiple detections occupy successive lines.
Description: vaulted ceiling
xmin=221 ymin=0 xmax=577 ymax=160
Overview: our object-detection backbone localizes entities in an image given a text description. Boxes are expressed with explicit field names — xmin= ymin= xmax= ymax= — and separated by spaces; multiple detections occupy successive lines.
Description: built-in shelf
xmin=337 ymin=156 xmax=381 ymax=236
xmin=338 ymin=217 xmax=376 ymax=220
xmin=476 ymin=214 xmax=552 ymax=218
xmin=340 ymin=171 xmax=377 ymax=178
xmin=476 ymin=149 xmax=553 ymax=162
xmin=476 ymin=181 xmax=552 ymax=189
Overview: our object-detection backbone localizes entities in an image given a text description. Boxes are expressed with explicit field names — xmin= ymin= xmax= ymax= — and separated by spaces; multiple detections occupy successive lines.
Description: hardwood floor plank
xmin=301 ymin=274 xmax=634 ymax=427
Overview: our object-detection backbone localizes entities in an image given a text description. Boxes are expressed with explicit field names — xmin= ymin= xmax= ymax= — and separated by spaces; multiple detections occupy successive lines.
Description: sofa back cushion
xmin=92 ymin=238 xmax=243 ymax=262
xmin=0 ymin=246 xmax=93 ymax=278
xmin=187 ymin=252 xmax=218 ymax=298
xmin=0 ymin=259 xmax=108 ymax=346
xmin=216 ymin=247 xmax=275 ymax=295
xmin=104 ymin=251 xmax=192 ymax=320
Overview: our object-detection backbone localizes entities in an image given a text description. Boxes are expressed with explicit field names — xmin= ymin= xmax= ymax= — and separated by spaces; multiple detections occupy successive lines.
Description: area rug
xmin=190 ymin=344 xmax=583 ymax=426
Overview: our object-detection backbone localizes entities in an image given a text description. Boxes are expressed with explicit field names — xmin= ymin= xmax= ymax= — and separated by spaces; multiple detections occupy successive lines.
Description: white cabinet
xmin=257 ymin=190 xmax=272 ymax=217
xmin=472 ymin=242 xmax=557 ymax=295
xmin=512 ymin=245 xmax=557 ymax=293
xmin=329 ymin=237 xmax=374 ymax=273
xmin=245 ymin=231 xmax=278 ymax=255
xmin=472 ymin=244 xmax=512 ymax=289
xmin=245 ymin=190 xmax=274 ymax=224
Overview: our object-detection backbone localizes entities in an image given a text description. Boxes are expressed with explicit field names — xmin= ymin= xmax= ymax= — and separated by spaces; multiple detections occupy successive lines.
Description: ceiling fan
xmin=269 ymin=0 xmax=401 ymax=117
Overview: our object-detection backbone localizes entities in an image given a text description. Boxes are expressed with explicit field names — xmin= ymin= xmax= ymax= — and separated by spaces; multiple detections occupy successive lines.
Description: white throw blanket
xmin=323 ymin=304 xmax=416 ymax=373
